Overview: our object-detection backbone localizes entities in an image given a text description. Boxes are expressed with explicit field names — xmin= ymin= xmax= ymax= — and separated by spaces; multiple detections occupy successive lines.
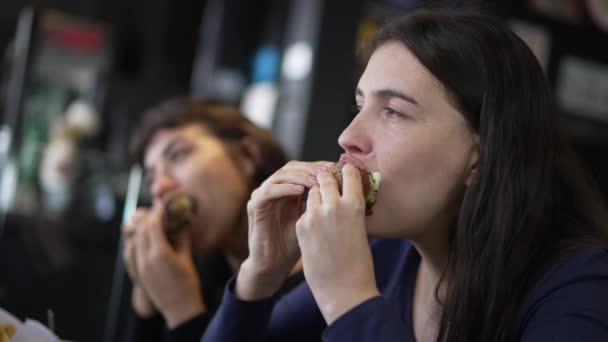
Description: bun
xmin=301 ymin=162 xmax=381 ymax=215
xmin=163 ymin=193 xmax=197 ymax=239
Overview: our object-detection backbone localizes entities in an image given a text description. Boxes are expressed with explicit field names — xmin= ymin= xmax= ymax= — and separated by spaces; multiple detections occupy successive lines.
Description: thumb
xmin=147 ymin=208 xmax=172 ymax=251
xmin=173 ymin=230 xmax=192 ymax=257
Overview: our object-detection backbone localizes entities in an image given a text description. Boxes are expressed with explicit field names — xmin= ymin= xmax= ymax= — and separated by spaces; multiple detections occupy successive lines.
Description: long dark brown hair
xmin=365 ymin=8 xmax=608 ymax=342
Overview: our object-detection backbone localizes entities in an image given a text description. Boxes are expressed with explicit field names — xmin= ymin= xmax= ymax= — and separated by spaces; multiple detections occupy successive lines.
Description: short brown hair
xmin=130 ymin=96 xmax=287 ymax=187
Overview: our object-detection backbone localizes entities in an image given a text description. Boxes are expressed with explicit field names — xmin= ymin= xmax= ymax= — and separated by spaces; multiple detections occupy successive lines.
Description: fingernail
xmin=309 ymin=176 xmax=318 ymax=185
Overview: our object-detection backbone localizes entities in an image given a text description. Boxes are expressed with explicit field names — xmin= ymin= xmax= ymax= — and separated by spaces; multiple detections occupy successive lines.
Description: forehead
xmin=143 ymin=124 xmax=211 ymax=166
xmin=358 ymin=41 xmax=443 ymax=100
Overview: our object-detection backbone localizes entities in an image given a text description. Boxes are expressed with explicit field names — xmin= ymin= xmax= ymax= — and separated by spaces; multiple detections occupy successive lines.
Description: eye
xmin=351 ymin=103 xmax=362 ymax=114
xmin=167 ymin=146 xmax=192 ymax=163
xmin=383 ymin=107 xmax=406 ymax=118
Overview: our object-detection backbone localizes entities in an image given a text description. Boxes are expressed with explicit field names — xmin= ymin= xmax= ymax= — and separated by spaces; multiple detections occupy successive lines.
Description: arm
xmin=203 ymin=161 xmax=328 ymax=337
xmin=322 ymin=297 xmax=414 ymax=342
xmin=201 ymin=276 xmax=279 ymax=342
xmin=126 ymin=311 xmax=164 ymax=342
xmin=166 ymin=312 xmax=212 ymax=342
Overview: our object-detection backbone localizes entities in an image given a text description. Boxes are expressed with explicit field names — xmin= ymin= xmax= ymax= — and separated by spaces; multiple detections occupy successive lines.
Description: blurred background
xmin=0 ymin=0 xmax=606 ymax=341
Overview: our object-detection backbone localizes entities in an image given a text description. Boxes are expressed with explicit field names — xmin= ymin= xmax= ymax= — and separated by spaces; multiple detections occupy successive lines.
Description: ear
xmin=238 ymin=136 xmax=261 ymax=180
xmin=465 ymin=134 xmax=479 ymax=188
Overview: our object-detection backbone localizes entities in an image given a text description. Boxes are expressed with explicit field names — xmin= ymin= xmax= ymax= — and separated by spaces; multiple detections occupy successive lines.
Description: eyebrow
xmin=356 ymin=87 xmax=419 ymax=106
xmin=162 ymin=139 xmax=184 ymax=158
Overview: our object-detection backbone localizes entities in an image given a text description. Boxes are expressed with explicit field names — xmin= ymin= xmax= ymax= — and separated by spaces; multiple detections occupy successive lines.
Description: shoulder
xmin=533 ymin=246 xmax=608 ymax=293
xmin=517 ymin=246 xmax=608 ymax=335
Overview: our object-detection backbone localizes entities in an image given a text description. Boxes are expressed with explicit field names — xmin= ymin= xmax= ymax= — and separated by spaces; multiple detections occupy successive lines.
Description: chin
xmin=365 ymin=215 xmax=396 ymax=238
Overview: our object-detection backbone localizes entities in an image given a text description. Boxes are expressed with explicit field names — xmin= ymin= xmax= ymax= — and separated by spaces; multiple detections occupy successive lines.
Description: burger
xmin=302 ymin=162 xmax=381 ymax=215
xmin=163 ymin=192 xmax=197 ymax=241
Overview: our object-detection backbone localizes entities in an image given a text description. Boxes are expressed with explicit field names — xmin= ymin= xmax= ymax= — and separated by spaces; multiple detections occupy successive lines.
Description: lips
xmin=339 ymin=153 xmax=367 ymax=171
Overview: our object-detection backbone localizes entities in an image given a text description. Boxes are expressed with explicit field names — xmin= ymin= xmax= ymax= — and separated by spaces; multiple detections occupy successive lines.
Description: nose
xmin=338 ymin=113 xmax=372 ymax=156
xmin=150 ymin=170 xmax=179 ymax=202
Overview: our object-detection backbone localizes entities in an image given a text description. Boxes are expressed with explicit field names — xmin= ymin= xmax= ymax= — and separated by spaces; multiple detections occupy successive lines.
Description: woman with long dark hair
xmin=202 ymin=8 xmax=608 ymax=342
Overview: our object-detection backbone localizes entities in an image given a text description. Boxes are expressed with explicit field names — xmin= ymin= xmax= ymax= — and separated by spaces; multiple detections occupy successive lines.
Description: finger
xmin=317 ymin=171 xmax=340 ymax=205
xmin=306 ymin=185 xmax=321 ymax=212
xmin=282 ymin=160 xmax=334 ymax=173
xmin=250 ymin=183 xmax=306 ymax=204
xmin=173 ymin=231 xmax=192 ymax=257
xmin=123 ymin=240 xmax=138 ymax=282
xmin=342 ymin=163 xmax=364 ymax=202
xmin=147 ymin=208 xmax=171 ymax=252
xmin=135 ymin=222 xmax=151 ymax=269
xmin=123 ymin=208 xmax=149 ymax=235
xmin=263 ymin=169 xmax=318 ymax=189
xmin=263 ymin=161 xmax=335 ymax=186
xmin=122 ymin=224 xmax=135 ymax=239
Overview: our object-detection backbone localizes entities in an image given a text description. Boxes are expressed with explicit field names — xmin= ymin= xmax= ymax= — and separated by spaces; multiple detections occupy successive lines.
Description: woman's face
xmin=339 ymin=41 xmax=478 ymax=240
xmin=144 ymin=124 xmax=250 ymax=254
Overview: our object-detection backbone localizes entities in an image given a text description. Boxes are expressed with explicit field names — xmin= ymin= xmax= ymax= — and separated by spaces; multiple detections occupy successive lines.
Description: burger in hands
xmin=162 ymin=192 xmax=198 ymax=243
xmin=302 ymin=160 xmax=381 ymax=216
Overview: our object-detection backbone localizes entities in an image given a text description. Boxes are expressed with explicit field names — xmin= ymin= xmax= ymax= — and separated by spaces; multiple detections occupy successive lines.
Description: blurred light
xmin=282 ymin=42 xmax=313 ymax=81
xmin=241 ymin=83 xmax=279 ymax=129
xmin=0 ymin=157 xmax=18 ymax=213
xmin=64 ymin=100 xmax=100 ymax=137
xmin=208 ymin=68 xmax=245 ymax=103
xmin=0 ymin=126 xmax=12 ymax=158
xmin=94 ymin=183 xmax=116 ymax=221
xmin=252 ymin=44 xmax=281 ymax=82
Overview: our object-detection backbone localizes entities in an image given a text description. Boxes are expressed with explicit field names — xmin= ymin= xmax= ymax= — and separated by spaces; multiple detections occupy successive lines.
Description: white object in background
xmin=10 ymin=319 xmax=61 ymax=342
xmin=64 ymin=100 xmax=100 ymax=138
xmin=0 ymin=157 xmax=18 ymax=214
xmin=241 ymin=82 xmax=279 ymax=129
xmin=38 ymin=138 xmax=78 ymax=211
xmin=0 ymin=126 xmax=12 ymax=161
xmin=0 ymin=307 xmax=22 ymax=335
xmin=557 ymin=56 xmax=608 ymax=122
xmin=39 ymin=138 xmax=77 ymax=193
xmin=282 ymin=42 xmax=313 ymax=81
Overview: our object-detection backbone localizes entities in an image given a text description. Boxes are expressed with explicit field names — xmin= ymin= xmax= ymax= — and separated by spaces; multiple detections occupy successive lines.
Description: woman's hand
xmin=296 ymin=163 xmax=380 ymax=324
xmin=131 ymin=208 xmax=206 ymax=328
xmin=236 ymin=161 xmax=333 ymax=301
xmin=123 ymin=209 xmax=157 ymax=318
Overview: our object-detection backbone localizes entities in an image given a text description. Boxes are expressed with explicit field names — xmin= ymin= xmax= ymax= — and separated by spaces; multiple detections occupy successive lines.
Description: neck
xmin=411 ymin=228 xmax=450 ymax=300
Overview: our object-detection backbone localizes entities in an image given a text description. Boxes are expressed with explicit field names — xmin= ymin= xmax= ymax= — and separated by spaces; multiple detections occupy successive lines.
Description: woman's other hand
xmin=123 ymin=209 xmax=157 ymax=318
xmin=236 ymin=160 xmax=333 ymax=300
xmin=132 ymin=208 xmax=206 ymax=328
xmin=296 ymin=163 xmax=380 ymax=324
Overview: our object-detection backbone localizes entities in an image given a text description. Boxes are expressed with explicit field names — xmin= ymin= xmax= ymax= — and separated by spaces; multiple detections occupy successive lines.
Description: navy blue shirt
xmin=201 ymin=239 xmax=608 ymax=341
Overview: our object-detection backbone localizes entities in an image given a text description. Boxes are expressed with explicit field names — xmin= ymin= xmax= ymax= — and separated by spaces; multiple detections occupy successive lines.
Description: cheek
xmin=186 ymin=158 xmax=249 ymax=249
xmin=369 ymin=128 xmax=471 ymax=237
